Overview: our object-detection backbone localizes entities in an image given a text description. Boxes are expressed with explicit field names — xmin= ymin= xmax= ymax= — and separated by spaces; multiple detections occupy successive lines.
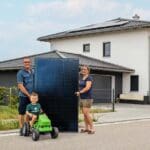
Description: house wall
xmin=50 ymin=29 xmax=149 ymax=96
xmin=0 ymin=69 xmax=119 ymax=103
xmin=0 ymin=70 xmax=17 ymax=87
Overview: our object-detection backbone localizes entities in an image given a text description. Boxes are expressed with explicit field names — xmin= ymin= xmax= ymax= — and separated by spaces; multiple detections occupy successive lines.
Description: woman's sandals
xmin=80 ymin=129 xmax=95 ymax=134
xmin=88 ymin=130 xmax=95 ymax=134
xmin=80 ymin=129 xmax=89 ymax=133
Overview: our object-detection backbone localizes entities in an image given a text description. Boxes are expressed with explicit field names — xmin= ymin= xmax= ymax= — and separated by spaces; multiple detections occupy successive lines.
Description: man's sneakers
xmin=30 ymin=126 xmax=34 ymax=133
xmin=19 ymin=123 xmax=35 ymax=136
xmin=19 ymin=128 xmax=23 ymax=136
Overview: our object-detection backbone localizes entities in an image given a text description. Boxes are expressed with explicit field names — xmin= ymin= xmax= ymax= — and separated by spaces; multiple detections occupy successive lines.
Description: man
xmin=17 ymin=57 xmax=34 ymax=135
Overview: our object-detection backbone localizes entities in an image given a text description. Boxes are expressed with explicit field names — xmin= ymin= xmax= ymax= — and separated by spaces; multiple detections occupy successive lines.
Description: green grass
xmin=0 ymin=106 xmax=18 ymax=119
xmin=0 ymin=119 xmax=19 ymax=130
xmin=0 ymin=106 xmax=113 ymax=130
xmin=90 ymin=108 xmax=113 ymax=113
xmin=0 ymin=105 xmax=19 ymax=130
xmin=79 ymin=108 xmax=113 ymax=114
xmin=79 ymin=108 xmax=113 ymax=122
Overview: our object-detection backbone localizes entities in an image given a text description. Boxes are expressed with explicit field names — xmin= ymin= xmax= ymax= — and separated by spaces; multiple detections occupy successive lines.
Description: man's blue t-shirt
xmin=17 ymin=68 xmax=34 ymax=97
xmin=79 ymin=75 xmax=93 ymax=99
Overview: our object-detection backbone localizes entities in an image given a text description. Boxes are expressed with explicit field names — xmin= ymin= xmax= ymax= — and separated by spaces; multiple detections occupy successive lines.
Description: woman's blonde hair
xmin=81 ymin=65 xmax=90 ymax=73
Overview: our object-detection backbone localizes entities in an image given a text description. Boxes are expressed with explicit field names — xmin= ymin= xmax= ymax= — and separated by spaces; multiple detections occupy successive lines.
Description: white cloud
xmin=24 ymin=0 xmax=137 ymax=33
xmin=27 ymin=0 xmax=131 ymax=18
xmin=1 ymin=0 xmax=150 ymax=44
xmin=1 ymin=0 xmax=150 ymax=61
xmin=0 ymin=19 xmax=67 ymax=42
xmin=18 ymin=20 xmax=68 ymax=36
xmin=27 ymin=1 xmax=64 ymax=16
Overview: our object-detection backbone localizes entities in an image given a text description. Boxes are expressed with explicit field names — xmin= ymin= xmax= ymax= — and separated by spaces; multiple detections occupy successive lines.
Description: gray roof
xmin=38 ymin=18 xmax=150 ymax=41
xmin=0 ymin=50 xmax=134 ymax=73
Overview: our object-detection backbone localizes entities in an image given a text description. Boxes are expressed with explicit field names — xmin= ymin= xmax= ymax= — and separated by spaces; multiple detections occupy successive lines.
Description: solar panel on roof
xmin=69 ymin=20 xmax=129 ymax=32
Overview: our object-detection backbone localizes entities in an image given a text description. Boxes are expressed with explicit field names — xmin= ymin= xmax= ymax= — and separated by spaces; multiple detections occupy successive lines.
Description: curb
xmin=0 ymin=129 xmax=19 ymax=135
xmin=94 ymin=117 xmax=150 ymax=125
xmin=1 ymin=118 xmax=150 ymax=135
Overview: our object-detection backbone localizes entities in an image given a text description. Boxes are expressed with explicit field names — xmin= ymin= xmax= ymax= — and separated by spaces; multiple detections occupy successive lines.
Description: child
xmin=26 ymin=92 xmax=42 ymax=127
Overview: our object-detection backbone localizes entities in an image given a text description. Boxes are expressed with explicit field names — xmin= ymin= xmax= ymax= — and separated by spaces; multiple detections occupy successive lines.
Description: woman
xmin=76 ymin=65 xmax=95 ymax=134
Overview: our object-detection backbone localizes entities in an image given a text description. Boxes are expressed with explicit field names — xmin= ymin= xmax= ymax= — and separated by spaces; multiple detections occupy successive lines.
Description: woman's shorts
xmin=80 ymin=99 xmax=93 ymax=108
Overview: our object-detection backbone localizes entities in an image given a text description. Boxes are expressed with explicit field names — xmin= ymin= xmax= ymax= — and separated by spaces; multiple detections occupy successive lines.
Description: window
xmin=103 ymin=42 xmax=111 ymax=57
xmin=83 ymin=44 xmax=90 ymax=52
xmin=130 ymin=75 xmax=139 ymax=91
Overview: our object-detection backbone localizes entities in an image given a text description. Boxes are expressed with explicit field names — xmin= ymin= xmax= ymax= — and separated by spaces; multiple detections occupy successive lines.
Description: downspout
xmin=148 ymin=36 xmax=150 ymax=104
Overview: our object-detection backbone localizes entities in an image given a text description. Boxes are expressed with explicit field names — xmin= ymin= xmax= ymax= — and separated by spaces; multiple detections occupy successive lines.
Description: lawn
xmin=0 ymin=105 xmax=19 ymax=130
xmin=0 ymin=106 xmax=113 ymax=130
xmin=0 ymin=106 xmax=18 ymax=119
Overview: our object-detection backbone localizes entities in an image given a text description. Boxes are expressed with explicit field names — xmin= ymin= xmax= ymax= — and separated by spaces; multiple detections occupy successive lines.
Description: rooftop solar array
xmin=69 ymin=20 xmax=129 ymax=32
xmin=38 ymin=18 xmax=150 ymax=41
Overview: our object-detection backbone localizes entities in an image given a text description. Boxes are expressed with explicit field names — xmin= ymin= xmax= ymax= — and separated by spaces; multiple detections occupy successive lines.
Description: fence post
xmin=112 ymin=88 xmax=115 ymax=112
xmin=9 ymin=87 xmax=12 ymax=107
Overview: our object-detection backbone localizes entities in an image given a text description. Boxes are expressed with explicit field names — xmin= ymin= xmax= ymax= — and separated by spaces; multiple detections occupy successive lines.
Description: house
xmin=37 ymin=16 xmax=150 ymax=103
xmin=0 ymin=50 xmax=133 ymax=103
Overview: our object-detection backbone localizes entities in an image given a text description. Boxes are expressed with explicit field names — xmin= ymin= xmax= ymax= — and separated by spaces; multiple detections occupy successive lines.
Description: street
xmin=1 ymin=120 xmax=150 ymax=150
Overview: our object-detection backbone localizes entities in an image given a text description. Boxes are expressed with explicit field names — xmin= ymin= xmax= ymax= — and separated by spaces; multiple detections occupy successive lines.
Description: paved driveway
xmin=1 ymin=120 xmax=150 ymax=150
xmin=93 ymin=103 xmax=150 ymax=123
xmin=1 ymin=103 xmax=150 ymax=150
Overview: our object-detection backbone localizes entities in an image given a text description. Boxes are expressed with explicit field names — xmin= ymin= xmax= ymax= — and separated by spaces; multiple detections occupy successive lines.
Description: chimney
xmin=132 ymin=14 xmax=140 ymax=20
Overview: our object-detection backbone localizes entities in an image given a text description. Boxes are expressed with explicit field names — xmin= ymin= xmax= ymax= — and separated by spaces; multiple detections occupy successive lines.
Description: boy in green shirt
xmin=26 ymin=92 xmax=42 ymax=127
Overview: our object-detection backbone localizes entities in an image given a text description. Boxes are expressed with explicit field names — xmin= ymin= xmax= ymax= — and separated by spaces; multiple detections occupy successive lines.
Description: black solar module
xmin=34 ymin=58 xmax=79 ymax=132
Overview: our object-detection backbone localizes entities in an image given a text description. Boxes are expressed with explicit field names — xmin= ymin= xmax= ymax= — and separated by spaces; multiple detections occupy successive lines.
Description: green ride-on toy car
xmin=22 ymin=113 xmax=59 ymax=141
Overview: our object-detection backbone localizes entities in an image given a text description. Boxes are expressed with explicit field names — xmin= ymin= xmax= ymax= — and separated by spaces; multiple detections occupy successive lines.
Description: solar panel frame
xmin=34 ymin=58 xmax=79 ymax=132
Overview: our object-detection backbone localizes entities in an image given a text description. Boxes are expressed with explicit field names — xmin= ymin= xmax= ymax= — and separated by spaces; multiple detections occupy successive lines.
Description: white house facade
xmin=38 ymin=18 xmax=150 ymax=103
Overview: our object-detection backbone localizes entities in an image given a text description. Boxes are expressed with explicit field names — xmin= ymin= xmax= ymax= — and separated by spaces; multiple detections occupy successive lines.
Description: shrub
xmin=0 ymin=86 xmax=18 ymax=108
xmin=0 ymin=87 xmax=9 ymax=105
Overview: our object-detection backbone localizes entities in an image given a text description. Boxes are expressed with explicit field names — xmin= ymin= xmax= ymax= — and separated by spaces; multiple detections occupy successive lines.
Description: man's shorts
xmin=18 ymin=97 xmax=30 ymax=115
xmin=80 ymin=99 xmax=93 ymax=108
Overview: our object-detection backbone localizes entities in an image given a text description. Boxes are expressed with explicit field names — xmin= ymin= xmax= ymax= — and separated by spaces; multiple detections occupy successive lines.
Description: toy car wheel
xmin=32 ymin=129 xmax=40 ymax=141
xmin=50 ymin=127 xmax=59 ymax=139
xmin=22 ymin=122 xmax=30 ymax=136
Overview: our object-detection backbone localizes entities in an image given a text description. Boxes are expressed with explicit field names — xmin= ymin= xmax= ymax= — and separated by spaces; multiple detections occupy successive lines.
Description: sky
xmin=0 ymin=0 xmax=150 ymax=61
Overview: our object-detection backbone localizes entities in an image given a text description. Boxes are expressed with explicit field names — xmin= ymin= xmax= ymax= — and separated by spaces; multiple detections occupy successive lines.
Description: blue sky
xmin=0 ymin=0 xmax=150 ymax=61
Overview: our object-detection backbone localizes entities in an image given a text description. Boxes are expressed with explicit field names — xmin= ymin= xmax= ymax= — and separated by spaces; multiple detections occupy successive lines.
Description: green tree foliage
xmin=0 ymin=87 xmax=18 ymax=108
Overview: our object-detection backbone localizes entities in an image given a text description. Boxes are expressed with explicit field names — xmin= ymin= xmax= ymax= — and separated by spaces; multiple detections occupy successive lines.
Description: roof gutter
xmin=0 ymin=65 xmax=134 ymax=73
xmin=37 ymin=25 xmax=150 ymax=42
xmin=80 ymin=65 xmax=135 ymax=73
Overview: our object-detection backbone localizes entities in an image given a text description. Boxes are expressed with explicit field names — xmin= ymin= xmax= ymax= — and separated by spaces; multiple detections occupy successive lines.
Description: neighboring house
xmin=0 ymin=50 xmax=133 ymax=103
xmin=37 ymin=17 xmax=150 ymax=103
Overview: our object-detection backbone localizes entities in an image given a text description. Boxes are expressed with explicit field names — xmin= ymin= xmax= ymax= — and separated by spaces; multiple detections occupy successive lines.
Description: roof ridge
xmin=60 ymin=50 xmax=134 ymax=71
xmin=0 ymin=50 xmax=58 ymax=63
xmin=0 ymin=50 xmax=134 ymax=72
xmin=117 ymin=17 xmax=150 ymax=23
xmin=55 ymin=50 xmax=66 ymax=58
xmin=0 ymin=49 xmax=134 ymax=71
